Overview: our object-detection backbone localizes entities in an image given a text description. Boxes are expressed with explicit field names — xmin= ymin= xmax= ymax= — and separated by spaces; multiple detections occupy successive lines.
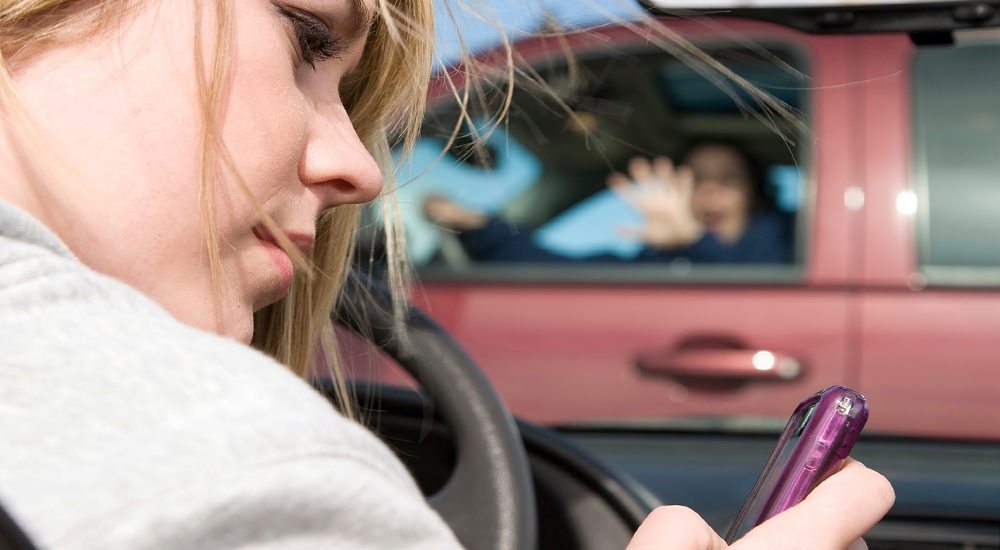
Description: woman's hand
xmin=422 ymin=195 xmax=489 ymax=231
xmin=627 ymin=458 xmax=895 ymax=550
xmin=607 ymin=156 xmax=704 ymax=249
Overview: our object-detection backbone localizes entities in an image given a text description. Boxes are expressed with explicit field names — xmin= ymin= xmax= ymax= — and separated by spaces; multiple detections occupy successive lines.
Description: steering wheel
xmin=333 ymin=271 xmax=537 ymax=550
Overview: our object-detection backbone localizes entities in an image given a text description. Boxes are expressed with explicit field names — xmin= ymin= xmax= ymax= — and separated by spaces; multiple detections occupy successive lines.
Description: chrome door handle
xmin=635 ymin=348 xmax=803 ymax=383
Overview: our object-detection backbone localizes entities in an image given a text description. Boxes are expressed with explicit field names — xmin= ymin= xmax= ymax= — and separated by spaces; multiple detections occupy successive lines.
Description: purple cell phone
xmin=724 ymin=385 xmax=869 ymax=543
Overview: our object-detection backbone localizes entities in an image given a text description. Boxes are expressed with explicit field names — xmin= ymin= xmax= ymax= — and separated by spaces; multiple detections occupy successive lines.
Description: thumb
xmin=733 ymin=459 xmax=893 ymax=550
xmin=628 ymin=506 xmax=728 ymax=550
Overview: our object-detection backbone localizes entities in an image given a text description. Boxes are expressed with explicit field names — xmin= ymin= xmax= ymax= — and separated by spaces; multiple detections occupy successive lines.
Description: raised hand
xmin=607 ymin=156 xmax=704 ymax=249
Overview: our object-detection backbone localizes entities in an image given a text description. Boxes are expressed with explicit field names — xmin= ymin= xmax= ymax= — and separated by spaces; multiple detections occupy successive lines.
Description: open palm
xmin=607 ymin=156 xmax=704 ymax=249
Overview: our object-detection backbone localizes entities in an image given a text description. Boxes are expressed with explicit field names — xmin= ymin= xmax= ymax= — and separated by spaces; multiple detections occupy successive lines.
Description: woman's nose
xmin=300 ymin=103 xmax=382 ymax=208
xmin=696 ymin=179 xmax=724 ymax=194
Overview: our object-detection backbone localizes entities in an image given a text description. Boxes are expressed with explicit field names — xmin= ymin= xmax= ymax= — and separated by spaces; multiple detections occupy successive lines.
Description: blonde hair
xmin=0 ymin=0 xmax=434 ymax=420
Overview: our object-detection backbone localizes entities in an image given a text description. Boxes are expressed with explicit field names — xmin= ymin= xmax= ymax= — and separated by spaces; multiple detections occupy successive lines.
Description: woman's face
xmin=686 ymin=144 xmax=753 ymax=239
xmin=11 ymin=0 xmax=381 ymax=342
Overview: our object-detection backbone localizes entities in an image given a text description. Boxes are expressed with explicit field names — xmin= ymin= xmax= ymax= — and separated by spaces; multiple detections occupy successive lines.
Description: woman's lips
xmin=262 ymin=238 xmax=294 ymax=285
xmin=700 ymin=213 xmax=720 ymax=230
xmin=252 ymin=226 xmax=314 ymax=304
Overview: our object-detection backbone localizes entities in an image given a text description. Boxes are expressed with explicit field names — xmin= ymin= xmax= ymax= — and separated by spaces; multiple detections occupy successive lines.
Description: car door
xmin=406 ymin=20 xmax=864 ymax=427
xmin=855 ymin=31 xmax=1000 ymax=440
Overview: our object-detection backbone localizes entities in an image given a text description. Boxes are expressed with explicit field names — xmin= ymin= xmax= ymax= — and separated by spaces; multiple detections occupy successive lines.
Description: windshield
xmin=353 ymin=6 xmax=1000 ymax=444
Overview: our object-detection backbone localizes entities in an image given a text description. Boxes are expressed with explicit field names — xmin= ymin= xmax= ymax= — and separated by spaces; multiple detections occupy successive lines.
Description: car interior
xmin=4 ymin=3 xmax=997 ymax=550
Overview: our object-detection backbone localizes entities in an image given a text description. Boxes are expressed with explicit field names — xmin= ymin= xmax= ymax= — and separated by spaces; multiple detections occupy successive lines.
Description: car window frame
xmin=415 ymin=32 xmax=817 ymax=286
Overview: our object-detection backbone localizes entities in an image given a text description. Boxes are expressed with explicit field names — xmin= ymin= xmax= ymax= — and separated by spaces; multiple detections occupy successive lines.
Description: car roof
xmin=638 ymin=0 xmax=1000 ymax=35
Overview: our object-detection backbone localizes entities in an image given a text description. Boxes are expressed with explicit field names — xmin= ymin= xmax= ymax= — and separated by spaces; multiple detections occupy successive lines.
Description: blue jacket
xmin=457 ymin=211 xmax=794 ymax=264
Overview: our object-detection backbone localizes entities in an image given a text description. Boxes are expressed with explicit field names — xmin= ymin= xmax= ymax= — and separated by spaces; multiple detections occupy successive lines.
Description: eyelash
xmin=277 ymin=5 xmax=343 ymax=69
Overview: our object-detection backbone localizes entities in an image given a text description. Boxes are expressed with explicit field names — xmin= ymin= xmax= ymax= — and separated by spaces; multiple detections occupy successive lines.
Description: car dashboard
xmin=354 ymin=384 xmax=1000 ymax=550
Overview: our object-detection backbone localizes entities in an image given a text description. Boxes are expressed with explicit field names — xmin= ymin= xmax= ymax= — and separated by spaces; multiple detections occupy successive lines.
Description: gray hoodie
xmin=0 ymin=199 xmax=460 ymax=549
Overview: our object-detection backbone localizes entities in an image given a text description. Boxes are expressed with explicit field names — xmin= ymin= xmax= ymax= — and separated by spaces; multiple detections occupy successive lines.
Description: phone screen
xmin=725 ymin=386 xmax=868 ymax=542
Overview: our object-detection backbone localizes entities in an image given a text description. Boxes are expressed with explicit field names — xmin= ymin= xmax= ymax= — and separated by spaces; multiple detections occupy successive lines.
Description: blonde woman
xmin=0 ymin=1 xmax=892 ymax=548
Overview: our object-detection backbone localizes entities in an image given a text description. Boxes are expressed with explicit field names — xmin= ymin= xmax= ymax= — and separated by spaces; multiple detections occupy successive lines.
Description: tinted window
xmin=914 ymin=43 xmax=1000 ymax=275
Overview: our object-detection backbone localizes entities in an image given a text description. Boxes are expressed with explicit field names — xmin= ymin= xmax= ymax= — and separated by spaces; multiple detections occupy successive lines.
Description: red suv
xmin=359 ymin=5 xmax=1000 ymax=441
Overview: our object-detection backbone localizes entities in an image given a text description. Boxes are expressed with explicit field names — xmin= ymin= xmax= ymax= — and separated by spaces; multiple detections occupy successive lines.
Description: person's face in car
xmin=7 ymin=0 xmax=381 ymax=343
xmin=686 ymin=144 xmax=753 ymax=242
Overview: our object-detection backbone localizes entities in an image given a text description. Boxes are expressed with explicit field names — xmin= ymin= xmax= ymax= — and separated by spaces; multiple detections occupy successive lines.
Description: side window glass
xmin=914 ymin=42 xmax=1000 ymax=281
xmin=381 ymin=44 xmax=809 ymax=281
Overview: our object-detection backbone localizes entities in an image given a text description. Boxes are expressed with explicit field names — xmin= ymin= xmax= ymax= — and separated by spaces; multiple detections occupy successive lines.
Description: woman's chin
xmin=177 ymin=306 xmax=255 ymax=344
xmin=225 ymin=314 xmax=255 ymax=345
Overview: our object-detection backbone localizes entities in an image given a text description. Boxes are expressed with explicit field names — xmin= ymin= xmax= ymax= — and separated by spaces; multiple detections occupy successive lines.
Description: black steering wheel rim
xmin=333 ymin=271 xmax=537 ymax=550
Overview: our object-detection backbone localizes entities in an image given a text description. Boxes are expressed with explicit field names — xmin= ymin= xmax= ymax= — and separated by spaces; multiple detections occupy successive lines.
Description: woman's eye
xmin=277 ymin=4 xmax=344 ymax=69
xmin=723 ymin=175 xmax=746 ymax=187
